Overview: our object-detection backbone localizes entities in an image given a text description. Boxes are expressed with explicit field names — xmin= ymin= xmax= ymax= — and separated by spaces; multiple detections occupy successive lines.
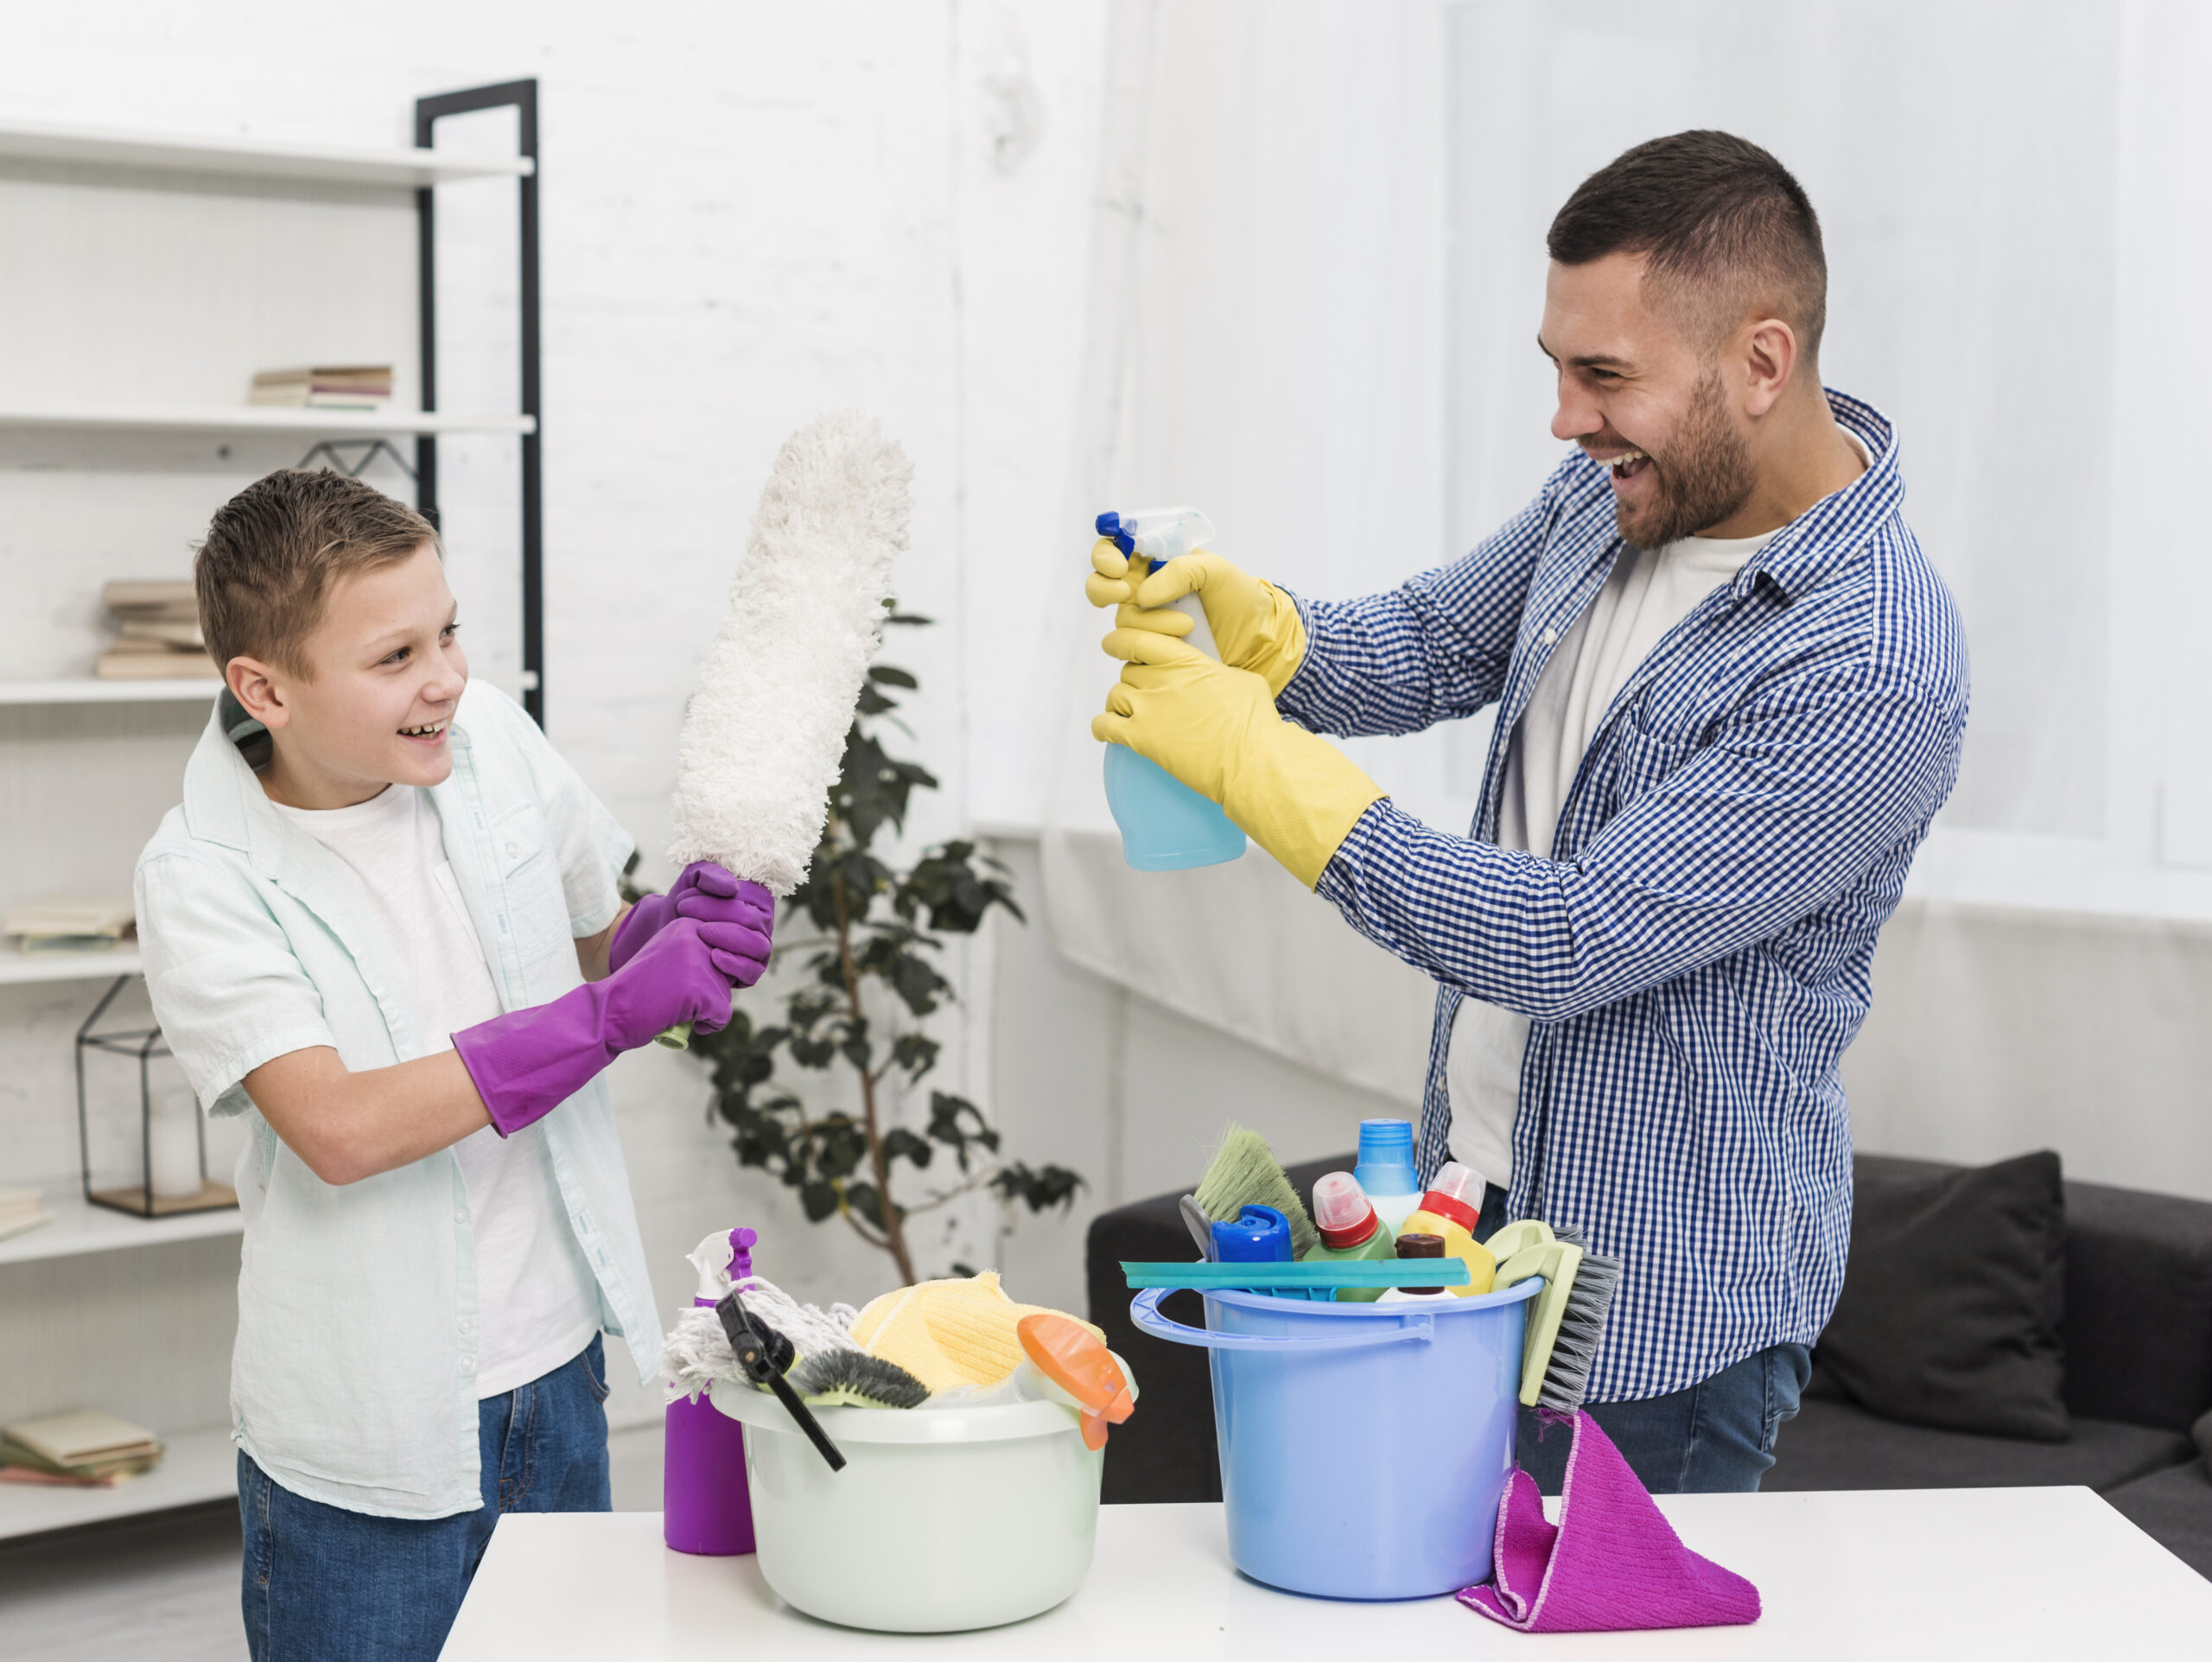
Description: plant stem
xmin=835 ymin=863 xmax=918 ymax=1285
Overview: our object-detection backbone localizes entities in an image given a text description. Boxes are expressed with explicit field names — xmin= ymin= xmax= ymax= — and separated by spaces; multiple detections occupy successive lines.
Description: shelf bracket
xmin=295 ymin=436 xmax=416 ymax=483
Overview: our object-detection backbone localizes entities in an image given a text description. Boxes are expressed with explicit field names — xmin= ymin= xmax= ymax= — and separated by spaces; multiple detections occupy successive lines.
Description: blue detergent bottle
xmin=1095 ymin=507 xmax=1249 ymax=872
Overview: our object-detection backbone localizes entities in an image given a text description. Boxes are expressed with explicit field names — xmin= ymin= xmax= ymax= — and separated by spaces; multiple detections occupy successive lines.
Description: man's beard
xmin=1613 ymin=368 xmax=1755 ymax=550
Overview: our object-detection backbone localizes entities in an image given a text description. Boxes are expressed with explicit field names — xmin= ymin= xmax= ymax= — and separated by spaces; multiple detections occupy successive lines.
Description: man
xmin=1087 ymin=131 xmax=1968 ymax=1493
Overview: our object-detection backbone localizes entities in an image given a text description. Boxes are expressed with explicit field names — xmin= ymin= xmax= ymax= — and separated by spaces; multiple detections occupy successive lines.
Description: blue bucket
xmin=1131 ymin=1277 xmax=1538 ymax=1600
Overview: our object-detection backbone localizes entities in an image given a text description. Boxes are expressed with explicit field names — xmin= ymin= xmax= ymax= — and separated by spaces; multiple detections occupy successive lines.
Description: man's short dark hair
xmin=1548 ymin=130 xmax=1827 ymax=360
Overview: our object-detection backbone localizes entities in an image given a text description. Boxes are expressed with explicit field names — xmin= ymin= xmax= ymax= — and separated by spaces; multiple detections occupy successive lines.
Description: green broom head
xmin=1192 ymin=1123 xmax=1318 ymax=1259
xmin=787 ymin=1347 xmax=930 ymax=1410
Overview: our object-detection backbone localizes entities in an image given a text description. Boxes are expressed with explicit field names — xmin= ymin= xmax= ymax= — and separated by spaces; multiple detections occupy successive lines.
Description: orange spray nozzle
xmin=1018 ymin=1313 xmax=1136 ymax=1448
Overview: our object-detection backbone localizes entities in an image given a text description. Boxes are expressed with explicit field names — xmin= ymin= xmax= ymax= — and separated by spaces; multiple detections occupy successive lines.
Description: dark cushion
xmin=2059 ymin=1178 xmax=2212 ymax=1433
xmin=2103 ymin=1460 xmax=2212 ymax=1582
xmin=1087 ymin=1152 xmax=1353 ymax=1504
xmin=1763 ymin=1396 xmax=2193 ymax=1493
xmin=1820 ymin=1151 xmax=2069 ymax=1440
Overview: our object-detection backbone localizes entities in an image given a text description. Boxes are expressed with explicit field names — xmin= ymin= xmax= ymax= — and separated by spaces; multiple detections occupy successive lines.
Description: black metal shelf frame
xmin=415 ymin=80 xmax=544 ymax=726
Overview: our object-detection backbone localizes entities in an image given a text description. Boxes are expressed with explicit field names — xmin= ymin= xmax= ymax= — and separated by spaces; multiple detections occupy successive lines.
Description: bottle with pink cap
xmin=1300 ymin=1171 xmax=1398 ymax=1302
xmin=1402 ymin=1162 xmax=1497 ymax=1298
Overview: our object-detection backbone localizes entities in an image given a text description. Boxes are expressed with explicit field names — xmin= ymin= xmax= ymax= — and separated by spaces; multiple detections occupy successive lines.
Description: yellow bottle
xmin=1402 ymin=1160 xmax=1495 ymax=1296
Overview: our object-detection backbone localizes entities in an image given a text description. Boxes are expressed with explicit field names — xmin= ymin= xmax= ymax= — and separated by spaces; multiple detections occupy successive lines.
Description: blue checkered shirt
xmin=1278 ymin=391 xmax=1968 ymax=1403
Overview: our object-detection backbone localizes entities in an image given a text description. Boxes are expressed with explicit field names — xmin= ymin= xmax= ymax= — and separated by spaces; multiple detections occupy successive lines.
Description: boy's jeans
xmin=238 ymin=1334 xmax=612 ymax=1662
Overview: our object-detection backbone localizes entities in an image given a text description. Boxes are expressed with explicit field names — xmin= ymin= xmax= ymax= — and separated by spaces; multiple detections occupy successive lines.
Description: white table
xmin=441 ymin=1490 xmax=2210 ymax=1659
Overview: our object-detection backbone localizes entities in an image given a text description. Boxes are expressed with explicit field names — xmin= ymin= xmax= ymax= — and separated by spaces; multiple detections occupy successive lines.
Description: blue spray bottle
xmin=1094 ymin=506 xmax=1249 ymax=871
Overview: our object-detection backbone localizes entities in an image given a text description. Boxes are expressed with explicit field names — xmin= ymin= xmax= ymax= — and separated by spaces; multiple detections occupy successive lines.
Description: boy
xmin=136 ymin=469 xmax=772 ymax=1660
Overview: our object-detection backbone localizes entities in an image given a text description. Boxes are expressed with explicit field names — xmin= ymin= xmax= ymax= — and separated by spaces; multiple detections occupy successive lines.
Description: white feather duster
xmin=670 ymin=411 xmax=912 ymax=894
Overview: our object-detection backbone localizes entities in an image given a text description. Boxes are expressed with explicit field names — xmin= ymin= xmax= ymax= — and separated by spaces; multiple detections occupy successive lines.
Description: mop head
xmin=1192 ymin=1124 xmax=1318 ymax=1259
xmin=659 ymin=1274 xmax=861 ymax=1404
xmin=670 ymin=411 xmax=913 ymax=895
xmin=789 ymin=1349 xmax=931 ymax=1410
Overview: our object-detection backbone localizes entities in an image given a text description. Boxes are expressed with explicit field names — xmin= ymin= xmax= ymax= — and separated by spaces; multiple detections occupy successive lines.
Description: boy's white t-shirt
xmin=272 ymin=783 xmax=601 ymax=1397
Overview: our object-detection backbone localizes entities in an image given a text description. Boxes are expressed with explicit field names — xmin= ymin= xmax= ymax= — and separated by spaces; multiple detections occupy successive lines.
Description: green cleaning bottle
xmin=1302 ymin=1171 xmax=1396 ymax=1302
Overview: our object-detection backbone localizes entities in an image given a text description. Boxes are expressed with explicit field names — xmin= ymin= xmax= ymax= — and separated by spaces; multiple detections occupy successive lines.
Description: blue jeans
xmin=238 ymin=1334 xmax=612 ymax=1662
xmin=1472 ymin=1183 xmax=1811 ymax=1493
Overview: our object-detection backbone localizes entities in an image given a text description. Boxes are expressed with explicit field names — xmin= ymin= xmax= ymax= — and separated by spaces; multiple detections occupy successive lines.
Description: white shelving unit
xmin=0 ymin=401 xmax=534 ymax=438
xmin=0 ymin=89 xmax=543 ymax=1538
xmin=0 ymin=678 xmax=219 ymax=706
xmin=0 ymin=1424 xmax=236 ymax=1542
xmin=0 ymin=115 xmax=531 ymax=188
xmin=0 ymin=1184 xmax=242 ymax=1269
xmin=0 ymin=941 xmax=143 ymax=985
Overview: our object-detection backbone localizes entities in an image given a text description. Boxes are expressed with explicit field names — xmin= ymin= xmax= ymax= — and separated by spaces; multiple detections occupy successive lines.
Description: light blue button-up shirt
xmin=136 ymin=680 xmax=663 ymax=1519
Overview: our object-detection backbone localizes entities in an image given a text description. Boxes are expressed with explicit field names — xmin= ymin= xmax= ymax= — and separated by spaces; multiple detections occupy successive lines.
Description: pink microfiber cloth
xmin=1457 ymin=1411 xmax=1761 ymax=1633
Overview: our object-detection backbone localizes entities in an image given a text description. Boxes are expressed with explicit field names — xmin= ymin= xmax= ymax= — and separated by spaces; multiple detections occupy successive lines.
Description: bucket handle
xmin=1128 ymin=1288 xmax=1436 ymax=1351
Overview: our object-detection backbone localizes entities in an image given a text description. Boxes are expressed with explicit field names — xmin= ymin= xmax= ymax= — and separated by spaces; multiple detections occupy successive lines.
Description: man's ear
xmin=1740 ymin=317 xmax=1799 ymax=417
xmin=226 ymin=656 xmax=293 ymax=730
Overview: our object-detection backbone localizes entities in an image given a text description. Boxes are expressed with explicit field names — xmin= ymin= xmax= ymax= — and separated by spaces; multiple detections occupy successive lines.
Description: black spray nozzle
xmin=715 ymin=1290 xmax=845 ymax=1474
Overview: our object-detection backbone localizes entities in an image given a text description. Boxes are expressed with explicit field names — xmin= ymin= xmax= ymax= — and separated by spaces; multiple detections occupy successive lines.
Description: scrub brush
xmin=1492 ymin=1222 xmax=1621 ymax=1413
xmin=1192 ymin=1124 xmax=1318 ymax=1259
xmin=788 ymin=1349 xmax=930 ymax=1410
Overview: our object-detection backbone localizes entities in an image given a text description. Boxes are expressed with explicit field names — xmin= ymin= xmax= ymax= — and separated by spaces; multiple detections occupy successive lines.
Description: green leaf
xmin=990 ymin=1162 xmax=1086 ymax=1213
xmin=881 ymin=1127 xmax=932 ymax=1169
xmin=846 ymin=1181 xmax=884 ymax=1228
xmin=800 ymin=1181 xmax=840 ymax=1222
xmin=890 ymin=1033 xmax=939 ymax=1079
xmin=868 ymin=665 xmax=918 ymax=689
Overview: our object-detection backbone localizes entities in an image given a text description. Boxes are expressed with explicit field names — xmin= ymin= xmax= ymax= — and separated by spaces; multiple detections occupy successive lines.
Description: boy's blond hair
xmin=196 ymin=469 xmax=441 ymax=678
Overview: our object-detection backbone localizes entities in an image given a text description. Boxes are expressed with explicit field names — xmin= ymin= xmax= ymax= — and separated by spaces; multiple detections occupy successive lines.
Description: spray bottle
xmin=1093 ymin=507 xmax=1249 ymax=871
xmin=664 ymin=1227 xmax=758 ymax=1555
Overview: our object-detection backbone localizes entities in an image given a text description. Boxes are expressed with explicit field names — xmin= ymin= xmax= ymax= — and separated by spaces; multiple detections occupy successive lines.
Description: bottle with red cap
xmin=1401 ymin=1161 xmax=1497 ymax=1297
xmin=1300 ymin=1171 xmax=1396 ymax=1302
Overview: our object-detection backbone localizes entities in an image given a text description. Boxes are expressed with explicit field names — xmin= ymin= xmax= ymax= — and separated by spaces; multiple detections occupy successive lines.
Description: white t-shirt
xmin=1444 ymin=530 xmax=1774 ymax=1185
xmin=272 ymin=784 xmax=601 ymax=1397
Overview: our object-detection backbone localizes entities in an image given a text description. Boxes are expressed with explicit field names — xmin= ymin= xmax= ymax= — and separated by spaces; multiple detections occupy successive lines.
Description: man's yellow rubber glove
xmin=1084 ymin=540 xmax=1308 ymax=697
xmin=1091 ymin=627 xmax=1383 ymax=889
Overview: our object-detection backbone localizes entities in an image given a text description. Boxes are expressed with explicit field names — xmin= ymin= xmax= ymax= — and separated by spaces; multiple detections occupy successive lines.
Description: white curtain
xmin=1039 ymin=0 xmax=2212 ymax=1107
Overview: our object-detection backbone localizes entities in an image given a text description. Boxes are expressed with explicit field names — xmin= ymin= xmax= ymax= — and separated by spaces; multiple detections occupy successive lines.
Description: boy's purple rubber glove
xmin=609 ymin=861 xmax=774 ymax=985
xmin=454 ymin=918 xmax=749 ymax=1137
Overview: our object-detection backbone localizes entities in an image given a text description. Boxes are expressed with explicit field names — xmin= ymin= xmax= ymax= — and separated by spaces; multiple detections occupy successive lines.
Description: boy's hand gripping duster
xmin=660 ymin=412 xmax=913 ymax=1047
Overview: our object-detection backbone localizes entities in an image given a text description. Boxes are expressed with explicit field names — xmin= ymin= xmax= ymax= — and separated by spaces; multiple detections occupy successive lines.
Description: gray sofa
xmin=1085 ymin=1151 xmax=2212 ymax=1578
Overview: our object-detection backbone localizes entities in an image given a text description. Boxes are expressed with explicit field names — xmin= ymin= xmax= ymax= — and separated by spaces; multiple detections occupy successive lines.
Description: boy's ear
xmin=226 ymin=656 xmax=293 ymax=730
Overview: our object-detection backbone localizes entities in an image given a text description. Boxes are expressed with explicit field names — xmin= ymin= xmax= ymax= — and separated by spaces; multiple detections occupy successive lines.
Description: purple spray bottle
xmin=663 ymin=1226 xmax=758 ymax=1555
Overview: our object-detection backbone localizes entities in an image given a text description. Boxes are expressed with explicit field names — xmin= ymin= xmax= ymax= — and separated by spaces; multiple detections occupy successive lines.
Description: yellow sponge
xmin=849 ymin=1272 xmax=1106 ymax=1396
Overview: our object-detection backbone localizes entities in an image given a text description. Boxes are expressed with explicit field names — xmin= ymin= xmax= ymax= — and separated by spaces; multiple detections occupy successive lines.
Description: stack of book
xmin=0 ymin=1186 xmax=51 ymax=1245
xmin=249 ymin=364 xmax=393 ymax=409
xmin=0 ymin=1410 xmax=164 ymax=1489
xmin=4 ymin=894 xmax=135 ymax=953
xmin=98 ymin=579 xmax=218 ymax=679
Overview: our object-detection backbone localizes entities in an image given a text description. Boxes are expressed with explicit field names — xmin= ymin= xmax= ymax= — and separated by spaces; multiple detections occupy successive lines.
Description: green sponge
xmin=1192 ymin=1124 xmax=1318 ymax=1259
